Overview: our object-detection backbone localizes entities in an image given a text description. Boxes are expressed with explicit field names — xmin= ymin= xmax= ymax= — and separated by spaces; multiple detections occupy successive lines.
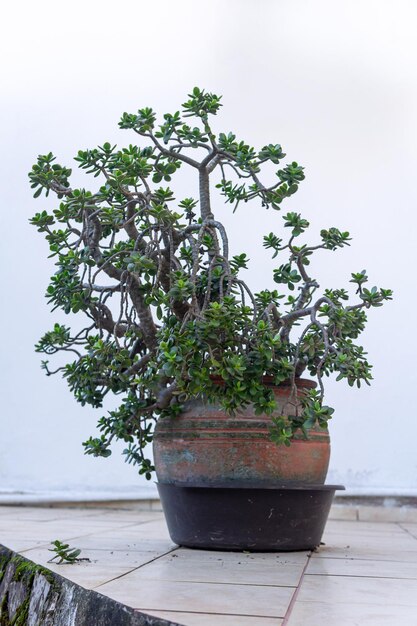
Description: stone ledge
xmin=0 ymin=546 xmax=179 ymax=626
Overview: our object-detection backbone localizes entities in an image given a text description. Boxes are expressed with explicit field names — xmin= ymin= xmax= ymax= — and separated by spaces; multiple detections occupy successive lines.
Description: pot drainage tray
xmin=157 ymin=482 xmax=345 ymax=551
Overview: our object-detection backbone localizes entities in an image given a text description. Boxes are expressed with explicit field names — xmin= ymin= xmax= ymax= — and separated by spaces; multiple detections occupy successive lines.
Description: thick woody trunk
xmin=128 ymin=278 xmax=158 ymax=350
xmin=199 ymin=168 xmax=212 ymax=220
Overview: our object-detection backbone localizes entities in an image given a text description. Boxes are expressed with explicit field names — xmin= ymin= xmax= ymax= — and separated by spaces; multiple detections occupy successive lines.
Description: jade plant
xmin=48 ymin=540 xmax=88 ymax=565
xmin=30 ymin=88 xmax=391 ymax=478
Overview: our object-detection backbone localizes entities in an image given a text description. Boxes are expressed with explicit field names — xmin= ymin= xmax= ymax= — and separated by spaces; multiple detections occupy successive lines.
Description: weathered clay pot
xmin=153 ymin=379 xmax=330 ymax=486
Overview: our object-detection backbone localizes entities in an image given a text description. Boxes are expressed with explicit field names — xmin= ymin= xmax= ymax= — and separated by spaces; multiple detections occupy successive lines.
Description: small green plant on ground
xmin=30 ymin=87 xmax=392 ymax=477
xmin=48 ymin=540 xmax=89 ymax=564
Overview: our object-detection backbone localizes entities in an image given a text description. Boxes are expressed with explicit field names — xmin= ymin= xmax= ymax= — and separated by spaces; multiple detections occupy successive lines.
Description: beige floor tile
xmin=21 ymin=545 xmax=163 ymax=573
xmin=0 ymin=506 xmax=121 ymax=522
xmin=16 ymin=509 xmax=161 ymax=524
xmin=3 ymin=506 xmax=417 ymax=625
xmin=89 ymin=519 xmax=173 ymax=542
xmin=47 ymin=563 xmax=135 ymax=590
xmin=1 ymin=538 xmax=49 ymax=552
xmin=286 ymin=600 xmax=417 ymax=626
xmin=91 ymin=501 xmax=158 ymax=512
xmin=313 ymin=544 xmax=417 ymax=562
xmin=100 ymin=500 xmax=159 ymax=512
xmin=98 ymin=577 xmax=294 ymax=617
xmin=358 ymin=506 xmax=417 ymax=523
xmin=0 ymin=507 xmax=61 ymax=521
xmin=0 ymin=527 xmax=125 ymax=547
xmin=1 ymin=528 xmax=52 ymax=542
xmin=307 ymin=556 xmax=417 ymax=579
xmin=39 ymin=518 xmax=145 ymax=534
xmin=0 ymin=520 xmax=59 ymax=533
xmin=144 ymin=610 xmax=282 ymax=625
xmin=129 ymin=549 xmax=307 ymax=586
xmin=173 ymin=547 xmax=310 ymax=563
xmin=328 ymin=505 xmax=358 ymax=521
xmin=0 ymin=506 xmax=26 ymax=514
xmin=298 ymin=574 xmax=417 ymax=606
xmin=320 ymin=530 xmax=417 ymax=553
xmin=87 ymin=511 xmax=164 ymax=524
xmin=0 ymin=521 xmax=137 ymax=544
xmin=16 ymin=546 xmax=163 ymax=590
xmin=324 ymin=520 xmax=407 ymax=534
xmin=400 ymin=524 xmax=417 ymax=539
xmin=70 ymin=534 xmax=177 ymax=553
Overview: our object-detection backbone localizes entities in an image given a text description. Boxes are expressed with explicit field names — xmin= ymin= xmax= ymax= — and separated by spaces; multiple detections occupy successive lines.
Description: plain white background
xmin=1 ymin=0 xmax=416 ymax=498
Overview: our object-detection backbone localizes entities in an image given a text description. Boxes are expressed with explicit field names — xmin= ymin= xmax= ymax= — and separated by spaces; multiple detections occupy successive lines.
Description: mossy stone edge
xmin=0 ymin=545 xmax=179 ymax=626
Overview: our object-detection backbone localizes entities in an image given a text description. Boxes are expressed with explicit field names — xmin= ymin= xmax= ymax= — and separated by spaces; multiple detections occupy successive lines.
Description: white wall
xmin=1 ymin=0 xmax=416 ymax=499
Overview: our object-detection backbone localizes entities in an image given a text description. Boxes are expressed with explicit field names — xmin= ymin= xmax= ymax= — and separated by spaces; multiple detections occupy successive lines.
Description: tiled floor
xmin=1 ymin=505 xmax=417 ymax=625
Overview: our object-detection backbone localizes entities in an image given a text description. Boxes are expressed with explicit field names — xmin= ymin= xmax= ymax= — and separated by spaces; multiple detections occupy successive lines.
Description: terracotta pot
xmin=153 ymin=379 xmax=330 ymax=486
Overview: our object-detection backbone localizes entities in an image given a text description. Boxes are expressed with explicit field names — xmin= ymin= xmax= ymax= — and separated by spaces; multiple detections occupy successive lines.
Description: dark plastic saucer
xmin=157 ymin=482 xmax=345 ymax=551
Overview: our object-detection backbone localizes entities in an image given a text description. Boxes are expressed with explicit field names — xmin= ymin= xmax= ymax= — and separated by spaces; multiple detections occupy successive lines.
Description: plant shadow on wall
xmin=29 ymin=87 xmax=392 ymax=484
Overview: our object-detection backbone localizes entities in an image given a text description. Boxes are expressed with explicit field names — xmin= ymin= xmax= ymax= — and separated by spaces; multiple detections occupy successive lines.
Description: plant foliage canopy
xmin=30 ymin=88 xmax=392 ymax=477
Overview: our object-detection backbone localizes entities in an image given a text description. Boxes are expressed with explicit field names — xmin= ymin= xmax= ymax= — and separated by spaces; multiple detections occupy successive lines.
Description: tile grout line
xmin=281 ymin=552 xmax=312 ymax=626
xmin=92 ymin=546 xmax=179 ymax=589
xmin=398 ymin=523 xmax=417 ymax=541
xmin=135 ymin=607 xmax=284 ymax=620
xmin=125 ymin=578 xmax=298 ymax=589
xmin=303 ymin=572 xmax=417 ymax=581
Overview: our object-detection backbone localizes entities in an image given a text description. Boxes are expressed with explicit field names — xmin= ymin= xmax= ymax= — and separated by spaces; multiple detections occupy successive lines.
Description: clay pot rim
xmin=209 ymin=375 xmax=316 ymax=389
xmin=157 ymin=481 xmax=344 ymax=491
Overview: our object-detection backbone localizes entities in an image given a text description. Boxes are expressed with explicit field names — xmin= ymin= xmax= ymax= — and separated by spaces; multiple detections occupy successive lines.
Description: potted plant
xmin=30 ymin=88 xmax=391 ymax=550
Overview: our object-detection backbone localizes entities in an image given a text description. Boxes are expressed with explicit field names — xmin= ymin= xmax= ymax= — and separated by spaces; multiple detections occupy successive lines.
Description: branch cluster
xmin=30 ymin=87 xmax=392 ymax=474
